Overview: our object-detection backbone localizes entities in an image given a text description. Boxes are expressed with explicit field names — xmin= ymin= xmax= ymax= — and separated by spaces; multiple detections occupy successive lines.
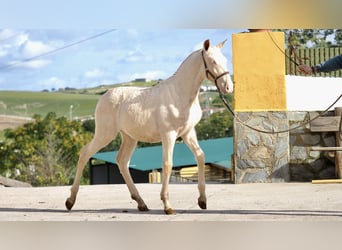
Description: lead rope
xmin=218 ymin=91 xmax=342 ymax=134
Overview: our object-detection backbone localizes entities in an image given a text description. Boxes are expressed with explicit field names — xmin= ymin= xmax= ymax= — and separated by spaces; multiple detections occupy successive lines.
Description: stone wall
xmin=234 ymin=111 xmax=290 ymax=183
xmin=289 ymin=111 xmax=336 ymax=181
xmin=233 ymin=110 xmax=336 ymax=183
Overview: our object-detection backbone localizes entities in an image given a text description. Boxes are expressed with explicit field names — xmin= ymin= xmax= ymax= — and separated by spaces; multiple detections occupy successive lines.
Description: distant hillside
xmin=59 ymin=80 xmax=159 ymax=95
xmin=0 ymin=91 xmax=99 ymax=119
xmin=0 ymin=81 xmax=160 ymax=120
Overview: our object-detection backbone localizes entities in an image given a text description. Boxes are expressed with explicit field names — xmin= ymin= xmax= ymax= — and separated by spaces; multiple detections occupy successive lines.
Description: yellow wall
xmin=232 ymin=31 xmax=286 ymax=111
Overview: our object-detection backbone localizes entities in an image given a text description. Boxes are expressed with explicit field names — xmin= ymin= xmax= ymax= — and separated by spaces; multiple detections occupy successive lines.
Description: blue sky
xmin=0 ymin=29 xmax=244 ymax=91
xmin=1 ymin=1 xmax=340 ymax=91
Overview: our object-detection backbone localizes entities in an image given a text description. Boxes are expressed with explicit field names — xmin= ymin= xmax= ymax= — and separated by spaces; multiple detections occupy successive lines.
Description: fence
xmin=285 ymin=47 xmax=342 ymax=77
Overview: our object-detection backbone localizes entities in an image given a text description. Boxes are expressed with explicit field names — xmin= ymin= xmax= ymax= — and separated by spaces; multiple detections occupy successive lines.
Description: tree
xmin=211 ymin=94 xmax=233 ymax=108
xmin=334 ymin=30 xmax=342 ymax=46
xmin=0 ymin=112 xmax=93 ymax=186
xmin=280 ymin=29 xmax=342 ymax=48
xmin=196 ymin=110 xmax=233 ymax=140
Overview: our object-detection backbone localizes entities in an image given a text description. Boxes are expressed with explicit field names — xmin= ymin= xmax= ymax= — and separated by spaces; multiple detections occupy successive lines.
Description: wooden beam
xmin=335 ymin=107 xmax=342 ymax=178
xmin=312 ymin=179 xmax=342 ymax=184
xmin=310 ymin=116 xmax=340 ymax=132
xmin=310 ymin=146 xmax=342 ymax=151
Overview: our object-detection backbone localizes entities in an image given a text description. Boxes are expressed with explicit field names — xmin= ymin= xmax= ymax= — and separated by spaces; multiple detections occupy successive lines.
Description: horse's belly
xmin=122 ymin=124 xmax=161 ymax=143
xmin=119 ymin=112 xmax=161 ymax=143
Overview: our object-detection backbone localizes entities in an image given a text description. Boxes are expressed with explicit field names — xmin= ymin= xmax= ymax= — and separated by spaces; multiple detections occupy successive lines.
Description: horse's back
xmin=101 ymin=86 xmax=147 ymax=105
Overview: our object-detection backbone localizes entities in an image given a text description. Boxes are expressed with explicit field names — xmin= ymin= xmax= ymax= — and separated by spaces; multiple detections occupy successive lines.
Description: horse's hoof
xmin=138 ymin=204 xmax=149 ymax=212
xmin=198 ymin=200 xmax=207 ymax=210
xmin=65 ymin=198 xmax=74 ymax=211
xmin=164 ymin=208 xmax=176 ymax=215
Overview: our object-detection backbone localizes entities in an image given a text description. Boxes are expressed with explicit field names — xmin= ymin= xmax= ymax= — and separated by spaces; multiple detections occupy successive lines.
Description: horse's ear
xmin=216 ymin=39 xmax=227 ymax=49
xmin=203 ymin=39 xmax=210 ymax=51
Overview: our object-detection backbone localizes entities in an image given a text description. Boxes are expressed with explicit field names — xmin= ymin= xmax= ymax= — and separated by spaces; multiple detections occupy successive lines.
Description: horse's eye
xmin=212 ymin=60 xmax=217 ymax=65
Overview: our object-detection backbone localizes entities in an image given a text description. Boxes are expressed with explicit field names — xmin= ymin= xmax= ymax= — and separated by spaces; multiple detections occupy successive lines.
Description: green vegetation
xmin=280 ymin=29 xmax=342 ymax=48
xmin=196 ymin=110 xmax=233 ymax=139
xmin=0 ymin=81 xmax=160 ymax=119
xmin=0 ymin=112 xmax=93 ymax=186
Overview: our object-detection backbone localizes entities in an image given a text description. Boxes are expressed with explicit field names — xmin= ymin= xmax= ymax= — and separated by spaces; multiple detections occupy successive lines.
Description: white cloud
xmin=0 ymin=30 xmax=23 ymax=58
xmin=0 ymin=31 xmax=55 ymax=70
xmin=84 ymin=68 xmax=105 ymax=79
xmin=122 ymin=47 xmax=154 ymax=63
xmin=10 ymin=59 xmax=51 ymax=69
xmin=0 ymin=29 xmax=15 ymax=40
xmin=14 ymin=33 xmax=28 ymax=47
xmin=126 ymin=29 xmax=139 ymax=38
xmin=40 ymin=76 xmax=66 ymax=89
xmin=130 ymin=70 xmax=165 ymax=81
xmin=0 ymin=48 xmax=8 ymax=57
xmin=22 ymin=40 xmax=54 ymax=58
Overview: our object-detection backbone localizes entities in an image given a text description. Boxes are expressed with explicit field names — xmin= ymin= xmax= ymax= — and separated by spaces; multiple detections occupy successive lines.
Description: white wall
xmin=286 ymin=75 xmax=342 ymax=111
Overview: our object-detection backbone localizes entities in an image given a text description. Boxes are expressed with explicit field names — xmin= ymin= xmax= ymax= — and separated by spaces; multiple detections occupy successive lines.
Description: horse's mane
xmin=173 ymin=49 xmax=200 ymax=77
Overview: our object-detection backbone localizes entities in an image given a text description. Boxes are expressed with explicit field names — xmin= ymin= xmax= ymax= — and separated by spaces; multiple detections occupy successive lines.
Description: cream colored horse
xmin=65 ymin=39 xmax=233 ymax=214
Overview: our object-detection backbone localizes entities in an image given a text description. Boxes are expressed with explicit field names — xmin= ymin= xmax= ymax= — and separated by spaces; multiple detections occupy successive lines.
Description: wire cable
xmin=0 ymin=29 xmax=116 ymax=70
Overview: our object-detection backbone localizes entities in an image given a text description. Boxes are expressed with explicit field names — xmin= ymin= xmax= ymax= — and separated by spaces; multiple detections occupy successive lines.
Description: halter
xmin=201 ymin=50 xmax=229 ymax=90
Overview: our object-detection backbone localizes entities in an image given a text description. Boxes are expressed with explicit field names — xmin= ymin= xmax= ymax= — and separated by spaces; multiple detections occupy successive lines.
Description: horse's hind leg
xmin=182 ymin=129 xmax=207 ymax=209
xmin=116 ymin=132 xmax=149 ymax=211
xmin=65 ymin=132 xmax=115 ymax=210
xmin=66 ymin=91 xmax=118 ymax=210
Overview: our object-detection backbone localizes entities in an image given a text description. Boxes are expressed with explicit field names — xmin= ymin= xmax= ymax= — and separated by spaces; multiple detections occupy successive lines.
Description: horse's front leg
xmin=182 ymin=129 xmax=207 ymax=209
xmin=160 ymin=133 xmax=177 ymax=215
xmin=117 ymin=132 xmax=148 ymax=212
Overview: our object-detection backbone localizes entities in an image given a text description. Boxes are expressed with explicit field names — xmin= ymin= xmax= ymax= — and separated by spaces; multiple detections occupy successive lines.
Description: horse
xmin=65 ymin=39 xmax=233 ymax=215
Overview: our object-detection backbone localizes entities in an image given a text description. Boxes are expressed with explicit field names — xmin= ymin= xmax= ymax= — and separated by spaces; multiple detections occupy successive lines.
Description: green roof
xmin=91 ymin=137 xmax=233 ymax=171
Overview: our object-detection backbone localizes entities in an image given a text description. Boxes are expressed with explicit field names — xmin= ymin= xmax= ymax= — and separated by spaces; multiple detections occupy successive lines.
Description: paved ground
xmin=1 ymin=182 xmax=342 ymax=221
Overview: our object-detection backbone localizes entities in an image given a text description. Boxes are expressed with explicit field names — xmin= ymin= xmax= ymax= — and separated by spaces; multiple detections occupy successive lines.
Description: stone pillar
xmin=232 ymin=31 xmax=290 ymax=183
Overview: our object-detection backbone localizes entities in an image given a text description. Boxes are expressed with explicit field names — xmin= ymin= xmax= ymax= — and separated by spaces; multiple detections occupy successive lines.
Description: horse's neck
xmin=167 ymin=50 xmax=205 ymax=103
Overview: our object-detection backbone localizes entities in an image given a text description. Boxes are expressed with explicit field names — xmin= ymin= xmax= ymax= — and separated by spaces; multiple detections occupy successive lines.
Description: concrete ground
xmin=1 ymin=182 xmax=342 ymax=221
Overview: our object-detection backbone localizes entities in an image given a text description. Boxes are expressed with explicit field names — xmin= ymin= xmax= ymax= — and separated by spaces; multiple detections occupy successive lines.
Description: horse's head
xmin=201 ymin=39 xmax=233 ymax=94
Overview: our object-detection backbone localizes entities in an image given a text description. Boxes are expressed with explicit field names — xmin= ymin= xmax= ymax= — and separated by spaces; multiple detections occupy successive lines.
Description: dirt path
xmin=0 ymin=115 xmax=33 ymax=130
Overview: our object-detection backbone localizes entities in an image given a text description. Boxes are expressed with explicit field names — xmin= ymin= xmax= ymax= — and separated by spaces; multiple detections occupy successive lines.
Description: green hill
xmin=0 ymin=81 xmax=159 ymax=119
xmin=0 ymin=91 xmax=100 ymax=119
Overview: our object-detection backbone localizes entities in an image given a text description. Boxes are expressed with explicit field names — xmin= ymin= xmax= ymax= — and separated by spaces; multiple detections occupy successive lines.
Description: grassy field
xmin=0 ymin=91 xmax=100 ymax=119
